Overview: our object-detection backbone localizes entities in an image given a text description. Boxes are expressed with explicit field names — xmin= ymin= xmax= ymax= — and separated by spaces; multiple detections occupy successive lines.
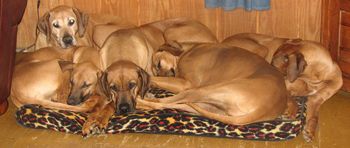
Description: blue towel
xmin=205 ymin=0 xmax=270 ymax=11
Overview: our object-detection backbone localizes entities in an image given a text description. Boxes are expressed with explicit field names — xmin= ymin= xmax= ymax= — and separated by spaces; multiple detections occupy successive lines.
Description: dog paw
xmin=82 ymin=118 xmax=108 ymax=138
xmin=302 ymin=117 xmax=318 ymax=142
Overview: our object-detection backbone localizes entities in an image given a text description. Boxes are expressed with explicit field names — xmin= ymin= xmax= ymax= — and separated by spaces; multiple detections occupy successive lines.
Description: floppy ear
xmin=37 ymin=12 xmax=51 ymax=42
xmin=286 ymin=53 xmax=307 ymax=82
xmin=72 ymin=8 xmax=89 ymax=37
xmin=97 ymin=71 xmax=111 ymax=100
xmin=137 ymin=68 xmax=150 ymax=99
xmin=159 ymin=40 xmax=183 ymax=56
xmin=58 ymin=60 xmax=74 ymax=72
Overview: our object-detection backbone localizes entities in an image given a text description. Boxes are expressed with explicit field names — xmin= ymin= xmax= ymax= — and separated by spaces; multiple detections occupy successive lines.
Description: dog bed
xmin=15 ymin=88 xmax=306 ymax=141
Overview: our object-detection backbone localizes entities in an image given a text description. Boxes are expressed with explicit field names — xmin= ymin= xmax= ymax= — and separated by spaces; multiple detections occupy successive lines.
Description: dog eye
xmin=52 ymin=22 xmax=60 ymax=28
xmin=110 ymin=85 xmax=118 ymax=91
xmin=157 ymin=61 xmax=161 ymax=69
xmin=68 ymin=19 xmax=75 ymax=26
xmin=128 ymin=82 xmax=136 ymax=89
xmin=81 ymin=82 xmax=91 ymax=88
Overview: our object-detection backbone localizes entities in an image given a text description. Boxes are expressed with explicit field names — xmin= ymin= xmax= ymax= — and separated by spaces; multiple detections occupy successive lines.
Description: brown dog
xmin=152 ymin=41 xmax=202 ymax=76
xmin=34 ymin=6 xmax=91 ymax=50
xmin=222 ymin=33 xmax=343 ymax=142
xmin=11 ymin=47 xmax=96 ymax=112
xmin=139 ymin=18 xmax=218 ymax=52
xmin=138 ymin=43 xmax=290 ymax=125
xmin=58 ymin=46 xmax=102 ymax=106
xmin=32 ymin=5 xmax=135 ymax=51
xmin=139 ymin=18 xmax=218 ymax=76
xmin=95 ymin=27 xmax=151 ymax=115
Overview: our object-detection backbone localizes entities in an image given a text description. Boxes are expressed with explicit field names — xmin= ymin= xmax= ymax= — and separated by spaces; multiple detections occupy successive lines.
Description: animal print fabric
xmin=16 ymin=88 xmax=306 ymax=141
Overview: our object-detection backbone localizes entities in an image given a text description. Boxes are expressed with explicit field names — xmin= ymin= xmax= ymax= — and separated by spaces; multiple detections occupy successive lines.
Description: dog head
xmin=59 ymin=61 xmax=100 ymax=105
xmin=38 ymin=6 xmax=89 ymax=48
xmin=272 ymin=42 xmax=307 ymax=82
xmin=152 ymin=41 xmax=182 ymax=77
xmin=99 ymin=60 xmax=150 ymax=115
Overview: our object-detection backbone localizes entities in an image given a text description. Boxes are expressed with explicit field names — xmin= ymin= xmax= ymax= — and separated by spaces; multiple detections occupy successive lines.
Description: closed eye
xmin=110 ymin=84 xmax=118 ymax=91
xmin=81 ymin=81 xmax=91 ymax=88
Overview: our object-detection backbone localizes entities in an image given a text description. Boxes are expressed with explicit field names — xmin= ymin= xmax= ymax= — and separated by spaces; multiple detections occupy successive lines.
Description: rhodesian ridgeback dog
xmin=138 ymin=43 xmax=292 ymax=125
xmin=32 ymin=5 xmax=135 ymax=51
xmin=139 ymin=18 xmax=217 ymax=76
xmin=95 ymin=27 xmax=152 ymax=115
xmin=58 ymin=46 xmax=103 ymax=106
xmin=222 ymin=33 xmax=343 ymax=142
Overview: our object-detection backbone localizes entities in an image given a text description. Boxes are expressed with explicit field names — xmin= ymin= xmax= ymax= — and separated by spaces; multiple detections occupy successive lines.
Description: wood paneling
xmin=341 ymin=25 xmax=350 ymax=50
xmin=17 ymin=0 xmax=322 ymax=48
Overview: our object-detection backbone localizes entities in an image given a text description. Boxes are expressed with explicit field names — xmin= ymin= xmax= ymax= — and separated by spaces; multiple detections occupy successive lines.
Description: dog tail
xmin=186 ymin=103 xmax=262 ymax=126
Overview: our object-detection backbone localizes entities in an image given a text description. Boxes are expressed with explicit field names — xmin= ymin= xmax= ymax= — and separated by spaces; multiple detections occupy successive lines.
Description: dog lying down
xmin=138 ymin=43 xmax=295 ymax=125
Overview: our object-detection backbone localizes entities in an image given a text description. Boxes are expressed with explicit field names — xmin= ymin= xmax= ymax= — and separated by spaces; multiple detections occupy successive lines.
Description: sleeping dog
xmin=222 ymin=33 xmax=343 ymax=142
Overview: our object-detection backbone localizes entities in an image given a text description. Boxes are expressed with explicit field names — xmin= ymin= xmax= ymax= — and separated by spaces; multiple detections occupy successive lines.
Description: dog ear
xmin=159 ymin=40 xmax=183 ymax=56
xmin=72 ymin=8 xmax=89 ymax=37
xmin=37 ymin=12 xmax=51 ymax=42
xmin=286 ymin=53 xmax=307 ymax=82
xmin=97 ymin=71 xmax=111 ymax=100
xmin=58 ymin=60 xmax=74 ymax=72
xmin=137 ymin=68 xmax=150 ymax=99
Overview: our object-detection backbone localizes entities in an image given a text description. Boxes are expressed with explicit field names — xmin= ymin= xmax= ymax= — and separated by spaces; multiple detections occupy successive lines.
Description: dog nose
xmin=118 ymin=103 xmax=130 ymax=114
xmin=67 ymin=96 xmax=80 ymax=105
xmin=62 ymin=35 xmax=73 ymax=45
xmin=167 ymin=68 xmax=176 ymax=77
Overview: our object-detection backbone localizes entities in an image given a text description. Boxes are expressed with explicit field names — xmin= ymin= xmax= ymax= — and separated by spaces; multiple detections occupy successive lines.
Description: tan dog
xmin=95 ymin=27 xmax=152 ymax=114
xmin=11 ymin=47 xmax=96 ymax=111
xmin=139 ymin=18 xmax=217 ymax=76
xmin=139 ymin=18 xmax=218 ymax=52
xmin=138 ymin=43 xmax=291 ymax=125
xmin=222 ymin=33 xmax=343 ymax=142
xmin=152 ymin=41 xmax=201 ymax=76
xmin=33 ymin=5 xmax=135 ymax=51
xmin=35 ymin=6 xmax=91 ymax=50
xmin=58 ymin=46 xmax=102 ymax=106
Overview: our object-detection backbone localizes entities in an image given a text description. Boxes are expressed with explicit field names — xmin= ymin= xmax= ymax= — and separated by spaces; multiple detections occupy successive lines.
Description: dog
xmin=222 ymin=33 xmax=343 ymax=142
xmin=95 ymin=27 xmax=152 ymax=115
xmin=139 ymin=18 xmax=218 ymax=52
xmin=151 ymin=41 xmax=202 ymax=77
xmin=138 ymin=43 xmax=293 ymax=125
xmin=32 ymin=5 xmax=135 ymax=51
xmin=139 ymin=18 xmax=217 ymax=76
xmin=34 ymin=6 xmax=91 ymax=50
xmin=11 ymin=46 xmax=97 ymax=112
xmin=58 ymin=46 xmax=103 ymax=106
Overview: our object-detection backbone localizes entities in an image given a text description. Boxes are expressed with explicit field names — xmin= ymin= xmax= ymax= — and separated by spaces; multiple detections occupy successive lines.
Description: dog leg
xmin=151 ymin=77 xmax=192 ymax=93
xmin=303 ymin=75 xmax=342 ymax=142
xmin=137 ymin=98 xmax=198 ymax=113
xmin=283 ymin=96 xmax=298 ymax=119
xmin=82 ymin=102 xmax=114 ymax=138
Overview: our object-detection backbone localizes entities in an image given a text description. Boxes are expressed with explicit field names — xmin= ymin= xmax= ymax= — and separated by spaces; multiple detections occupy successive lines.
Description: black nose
xmin=67 ymin=96 xmax=80 ymax=105
xmin=62 ymin=35 xmax=73 ymax=45
xmin=118 ymin=103 xmax=130 ymax=114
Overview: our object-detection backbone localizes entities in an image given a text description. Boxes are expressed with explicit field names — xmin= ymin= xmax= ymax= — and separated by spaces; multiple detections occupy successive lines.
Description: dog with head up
xmin=94 ymin=26 xmax=153 ymax=115
xmin=222 ymin=33 xmax=343 ymax=142
xmin=35 ymin=6 xmax=91 ymax=50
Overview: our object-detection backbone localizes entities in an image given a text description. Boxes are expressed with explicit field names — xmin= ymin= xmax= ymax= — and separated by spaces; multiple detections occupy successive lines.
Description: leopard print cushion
xmin=15 ymin=88 xmax=306 ymax=141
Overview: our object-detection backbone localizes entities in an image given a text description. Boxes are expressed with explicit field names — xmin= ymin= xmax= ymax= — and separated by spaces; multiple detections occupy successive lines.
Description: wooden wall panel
xmin=258 ymin=0 xmax=299 ymax=38
xmin=17 ymin=0 xmax=322 ymax=48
